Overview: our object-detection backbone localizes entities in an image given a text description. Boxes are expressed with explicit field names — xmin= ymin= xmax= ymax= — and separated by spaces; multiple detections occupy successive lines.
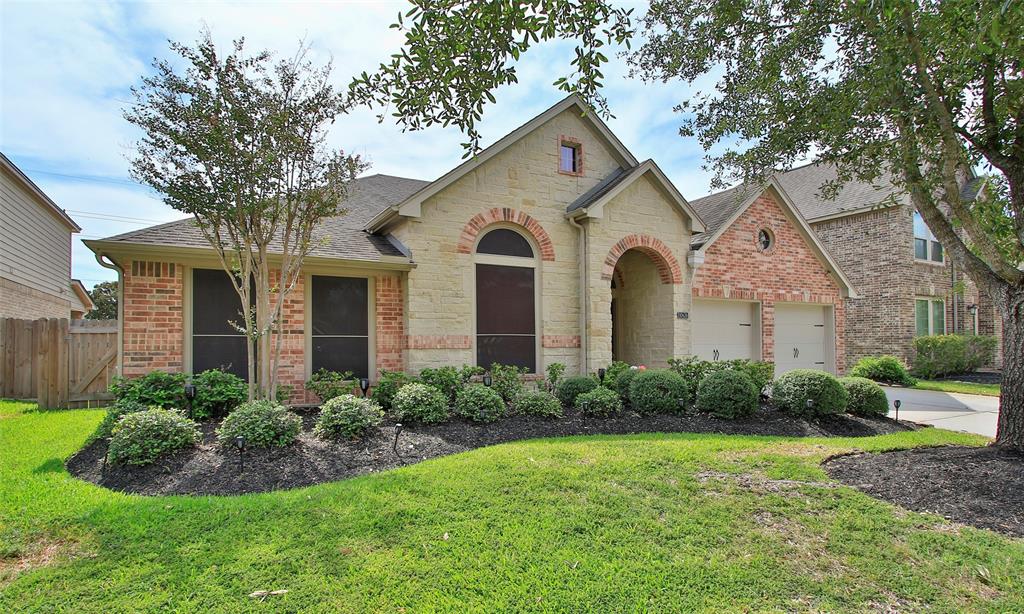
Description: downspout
xmin=95 ymin=253 xmax=124 ymax=377
xmin=951 ymin=264 xmax=958 ymax=333
xmin=568 ymin=214 xmax=588 ymax=374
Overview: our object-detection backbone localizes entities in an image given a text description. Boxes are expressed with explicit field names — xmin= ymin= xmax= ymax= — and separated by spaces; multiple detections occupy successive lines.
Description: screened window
xmin=310 ymin=276 xmax=369 ymax=377
xmin=915 ymin=298 xmax=946 ymax=336
xmin=913 ymin=211 xmax=944 ymax=262
xmin=559 ymin=140 xmax=582 ymax=174
xmin=192 ymin=268 xmax=250 ymax=379
xmin=475 ymin=228 xmax=537 ymax=372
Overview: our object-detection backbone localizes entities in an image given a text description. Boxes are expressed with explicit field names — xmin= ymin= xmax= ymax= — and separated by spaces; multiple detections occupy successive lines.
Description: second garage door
xmin=691 ymin=299 xmax=759 ymax=362
xmin=774 ymin=303 xmax=831 ymax=375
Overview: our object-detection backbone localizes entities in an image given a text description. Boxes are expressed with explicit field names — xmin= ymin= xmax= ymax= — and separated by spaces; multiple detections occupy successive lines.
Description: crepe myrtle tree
xmin=350 ymin=1 xmax=1024 ymax=449
xmin=126 ymin=33 xmax=366 ymax=400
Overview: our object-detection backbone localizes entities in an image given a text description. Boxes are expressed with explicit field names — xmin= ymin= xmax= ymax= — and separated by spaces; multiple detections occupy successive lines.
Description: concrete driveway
xmin=883 ymin=387 xmax=999 ymax=438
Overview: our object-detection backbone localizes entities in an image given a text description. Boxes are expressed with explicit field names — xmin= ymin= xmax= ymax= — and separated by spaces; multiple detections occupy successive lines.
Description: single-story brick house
xmin=85 ymin=95 xmax=856 ymax=401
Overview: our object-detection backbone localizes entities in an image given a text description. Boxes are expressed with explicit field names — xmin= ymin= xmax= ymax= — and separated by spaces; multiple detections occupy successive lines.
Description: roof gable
xmin=1 ymin=152 xmax=81 ymax=232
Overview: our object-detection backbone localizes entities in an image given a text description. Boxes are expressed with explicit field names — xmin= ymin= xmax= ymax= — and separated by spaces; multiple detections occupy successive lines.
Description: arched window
xmin=475 ymin=227 xmax=537 ymax=372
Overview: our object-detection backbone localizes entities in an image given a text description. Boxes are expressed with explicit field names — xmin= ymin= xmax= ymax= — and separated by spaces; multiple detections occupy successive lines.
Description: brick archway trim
xmin=602 ymin=234 xmax=683 ymax=284
xmin=456 ymin=208 xmax=556 ymax=261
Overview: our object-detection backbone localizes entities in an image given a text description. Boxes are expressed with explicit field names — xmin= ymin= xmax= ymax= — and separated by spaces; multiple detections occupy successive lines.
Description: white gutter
xmin=94 ymin=252 xmax=124 ymax=377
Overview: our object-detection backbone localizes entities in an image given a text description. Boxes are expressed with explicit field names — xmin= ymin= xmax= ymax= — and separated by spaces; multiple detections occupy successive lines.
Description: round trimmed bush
xmin=94 ymin=399 xmax=151 ymax=439
xmin=314 ymin=394 xmax=384 ymax=440
xmin=514 ymin=390 xmax=563 ymax=418
xmin=840 ymin=376 xmax=890 ymax=417
xmin=849 ymin=355 xmax=915 ymax=386
xmin=628 ymin=370 xmax=689 ymax=414
xmin=575 ymin=386 xmax=622 ymax=417
xmin=772 ymin=369 xmax=848 ymax=417
xmin=371 ymin=370 xmax=415 ymax=411
xmin=216 ymin=400 xmax=301 ymax=448
xmin=612 ymin=368 xmax=639 ymax=402
xmin=108 ymin=408 xmax=200 ymax=466
xmin=695 ymin=370 xmax=759 ymax=419
xmin=556 ymin=375 xmax=599 ymax=407
xmin=190 ymin=368 xmax=247 ymax=419
xmin=454 ymin=384 xmax=506 ymax=423
xmin=392 ymin=382 xmax=449 ymax=424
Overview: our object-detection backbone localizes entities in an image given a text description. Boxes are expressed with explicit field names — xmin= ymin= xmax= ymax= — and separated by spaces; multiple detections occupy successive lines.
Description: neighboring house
xmin=85 ymin=95 xmax=855 ymax=402
xmin=0 ymin=152 xmax=93 ymax=320
xmin=692 ymin=162 xmax=1001 ymax=370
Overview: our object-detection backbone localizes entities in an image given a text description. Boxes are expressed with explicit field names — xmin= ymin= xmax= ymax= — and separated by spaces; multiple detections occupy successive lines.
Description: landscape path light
xmin=597 ymin=368 xmax=606 ymax=383
xmin=234 ymin=435 xmax=246 ymax=473
xmin=184 ymin=382 xmax=197 ymax=418
xmin=482 ymin=373 xmax=493 ymax=387
xmin=359 ymin=377 xmax=370 ymax=397
xmin=893 ymin=399 xmax=901 ymax=422
xmin=392 ymin=423 xmax=403 ymax=457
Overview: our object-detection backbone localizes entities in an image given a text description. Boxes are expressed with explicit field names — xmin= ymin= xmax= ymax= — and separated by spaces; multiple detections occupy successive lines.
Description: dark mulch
xmin=824 ymin=445 xmax=1024 ymax=537
xmin=68 ymin=405 xmax=913 ymax=496
xmin=935 ymin=370 xmax=1002 ymax=385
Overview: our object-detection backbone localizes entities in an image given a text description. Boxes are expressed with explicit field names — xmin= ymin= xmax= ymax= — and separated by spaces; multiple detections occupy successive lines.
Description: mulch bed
xmin=935 ymin=371 xmax=1002 ymax=385
xmin=824 ymin=445 xmax=1024 ymax=537
xmin=67 ymin=405 xmax=913 ymax=497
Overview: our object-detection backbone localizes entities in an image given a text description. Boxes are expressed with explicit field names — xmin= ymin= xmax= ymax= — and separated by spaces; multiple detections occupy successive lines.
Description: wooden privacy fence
xmin=0 ymin=318 xmax=118 ymax=409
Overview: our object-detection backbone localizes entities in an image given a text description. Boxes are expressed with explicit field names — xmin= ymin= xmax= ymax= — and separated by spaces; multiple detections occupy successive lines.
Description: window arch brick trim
xmin=457 ymin=208 xmax=556 ymax=261
xmin=601 ymin=234 xmax=683 ymax=284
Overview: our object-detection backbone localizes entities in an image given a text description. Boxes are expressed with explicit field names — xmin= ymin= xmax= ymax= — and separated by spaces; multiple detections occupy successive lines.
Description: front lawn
xmin=1 ymin=400 xmax=1021 ymax=612
xmin=913 ymin=379 xmax=1001 ymax=397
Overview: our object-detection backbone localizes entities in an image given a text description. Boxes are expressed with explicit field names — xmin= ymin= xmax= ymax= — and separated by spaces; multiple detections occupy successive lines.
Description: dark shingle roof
xmin=566 ymin=166 xmax=635 ymax=213
xmin=99 ymin=174 xmax=429 ymax=261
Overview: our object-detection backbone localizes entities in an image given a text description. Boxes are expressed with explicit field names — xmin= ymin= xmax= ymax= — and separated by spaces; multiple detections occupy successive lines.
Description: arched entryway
xmin=610 ymin=249 xmax=674 ymax=367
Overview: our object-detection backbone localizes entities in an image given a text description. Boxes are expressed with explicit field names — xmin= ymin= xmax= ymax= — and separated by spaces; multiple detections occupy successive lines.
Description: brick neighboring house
xmin=693 ymin=162 xmax=1001 ymax=370
xmin=1 ymin=152 xmax=94 ymax=320
xmin=85 ymin=95 xmax=856 ymax=401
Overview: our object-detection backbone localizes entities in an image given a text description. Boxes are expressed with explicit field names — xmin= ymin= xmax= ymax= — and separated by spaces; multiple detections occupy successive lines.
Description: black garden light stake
xmin=581 ymin=399 xmax=591 ymax=417
xmin=678 ymin=397 xmax=687 ymax=412
xmin=234 ymin=435 xmax=246 ymax=473
xmin=184 ymin=382 xmax=197 ymax=419
xmin=597 ymin=368 xmax=606 ymax=383
xmin=482 ymin=373 xmax=493 ymax=387
xmin=893 ymin=399 xmax=901 ymax=422
xmin=806 ymin=398 xmax=814 ymax=415
xmin=359 ymin=377 xmax=371 ymax=398
xmin=392 ymin=423 xmax=403 ymax=457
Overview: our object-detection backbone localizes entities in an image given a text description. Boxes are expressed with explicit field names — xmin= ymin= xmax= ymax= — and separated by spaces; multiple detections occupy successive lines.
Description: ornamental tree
xmin=126 ymin=33 xmax=365 ymax=400
xmin=352 ymin=1 xmax=1024 ymax=448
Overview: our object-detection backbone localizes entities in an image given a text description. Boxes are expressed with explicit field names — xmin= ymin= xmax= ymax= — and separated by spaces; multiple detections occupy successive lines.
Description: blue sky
xmin=1 ymin=0 xmax=721 ymax=288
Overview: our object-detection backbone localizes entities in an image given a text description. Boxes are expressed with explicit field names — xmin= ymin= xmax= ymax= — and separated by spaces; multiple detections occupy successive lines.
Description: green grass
xmin=1 ymin=400 xmax=1021 ymax=612
xmin=913 ymin=379 xmax=1001 ymax=397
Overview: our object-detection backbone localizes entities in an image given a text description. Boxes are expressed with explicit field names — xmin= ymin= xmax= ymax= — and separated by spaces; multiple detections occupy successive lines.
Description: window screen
xmin=476 ymin=263 xmax=535 ymax=372
xmin=192 ymin=268 xmax=250 ymax=378
xmin=476 ymin=228 xmax=534 ymax=258
xmin=310 ymin=276 xmax=369 ymax=377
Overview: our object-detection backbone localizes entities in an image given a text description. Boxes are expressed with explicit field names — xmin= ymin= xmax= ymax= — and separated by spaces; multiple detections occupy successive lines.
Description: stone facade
xmin=693 ymin=191 xmax=847 ymax=373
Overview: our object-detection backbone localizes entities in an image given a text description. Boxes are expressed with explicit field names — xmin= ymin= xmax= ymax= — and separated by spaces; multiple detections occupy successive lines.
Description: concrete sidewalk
xmin=883 ymin=387 xmax=999 ymax=438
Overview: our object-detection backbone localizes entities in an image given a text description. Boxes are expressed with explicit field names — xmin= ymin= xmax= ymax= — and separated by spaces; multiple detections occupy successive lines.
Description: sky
xmin=0 ymin=0 xmax=722 ymax=288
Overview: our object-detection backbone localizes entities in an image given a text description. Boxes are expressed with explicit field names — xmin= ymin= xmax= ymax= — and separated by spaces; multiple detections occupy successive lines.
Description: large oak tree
xmin=350 ymin=0 xmax=1024 ymax=447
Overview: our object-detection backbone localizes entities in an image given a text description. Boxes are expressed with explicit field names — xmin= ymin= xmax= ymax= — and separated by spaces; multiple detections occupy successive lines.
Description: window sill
xmin=557 ymin=169 xmax=584 ymax=177
xmin=914 ymin=258 xmax=946 ymax=267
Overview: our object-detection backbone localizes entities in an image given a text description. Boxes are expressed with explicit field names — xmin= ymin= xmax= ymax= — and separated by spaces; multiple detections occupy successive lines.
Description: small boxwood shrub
xmin=912 ymin=334 xmax=998 ymax=379
xmin=628 ymin=370 xmax=689 ymax=414
xmin=574 ymin=386 xmax=622 ymax=417
xmin=489 ymin=363 xmax=526 ymax=404
xmin=314 ymin=394 xmax=384 ymax=440
xmin=454 ymin=384 xmax=506 ymax=423
xmin=611 ymin=368 xmax=638 ymax=402
xmin=305 ymin=369 xmax=356 ymax=403
xmin=849 ymin=355 xmax=915 ymax=386
xmin=108 ymin=408 xmax=200 ymax=466
xmin=515 ymin=390 xmax=563 ymax=418
xmin=94 ymin=399 xmax=150 ymax=439
xmin=840 ymin=377 xmax=890 ymax=417
xmin=392 ymin=382 xmax=449 ymax=424
xmin=419 ymin=367 xmax=464 ymax=403
xmin=556 ymin=375 xmax=599 ymax=407
xmin=668 ymin=357 xmax=775 ymax=400
xmin=603 ymin=361 xmax=631 ymax=389
xmin=772 ymin=369 xmax=848 ymax=418
xmin=372 ymin=370 xmax=415 ymax=411
xmin=109 ymin=371 xmax=187 ymax=410
xmin=695 ymin=370 xmax=758 ymax=419
xmin=216 ymin=400 xmax=301 ymax=448
xmin=190 ymin=369 xmax=246 ymax=419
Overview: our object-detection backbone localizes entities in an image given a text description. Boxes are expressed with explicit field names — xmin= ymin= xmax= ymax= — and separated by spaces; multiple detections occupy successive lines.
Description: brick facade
xmin=693 ymin=191 xmax=847 ymax=373
xmin=122 ymin=260 xmax=184 ymax=378
xmin=0 ymin=277 xmax=73 ymax=320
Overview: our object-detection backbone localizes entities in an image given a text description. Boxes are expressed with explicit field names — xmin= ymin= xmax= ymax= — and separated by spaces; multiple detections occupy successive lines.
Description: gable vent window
xmin=757 ymin=228 xmax=774 ymax=252
xmin=558 ymin=137 xmax=583 ymax=176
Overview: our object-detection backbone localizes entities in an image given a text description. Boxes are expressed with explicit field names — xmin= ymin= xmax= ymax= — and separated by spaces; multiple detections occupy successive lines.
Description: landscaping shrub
xmin=772 ymin=369 xmax=848 ymax=418
xmin=840 ymin=376 xmax=890 ymax=417
xmin=603 ymin=361 xmax=631 ymax=389
xmin=454 ymin=384 xmax=506 ymax=423
xmin=611 ymin=367 xmax=638 ymax=402
xmin=545 ymin=362 xmax=566 ymax=391
xmin=556 ymin=375 xmax=599 ymax=407
xmin=109 ymin=371 xmax=187 ymax=410
xmin=849 ymin=355 xmax=915 ymax=386
xmin=628 ymin=370 xmax=689 ymax=414
xmin=372 ymin=370 xmax=415 ymax=411
xmin=912 ymin=335 xmax=998 ymax=379
xmin=107 ymin=408 xmax=200 ymax=466
xmin=275 ymin=384 xmax=294 ymax=405
xmin=94 ymin=399 xmax=150 ymax=439
xmin=574 ymin=386 xmax=622 ymax=417
xmin=314 ymin=394 xmax=384 ymax=440
xmin=514 ymin=390 xmax=563 ymax=418
xmin=392 ymin=382 xmax=449 ymax=424
xmin=668 ymin=357 xmax=774 ymax=400
xmin=419 ymin=367 xmax=464 ymax=403
xmin=489 ymin=363 xmax=525 ymax=404
xmin=305 ymin=369 xmax=356 ymax=403
xmin=216 ymin=400 xmax=301 ymax=448
xmin=190 ymin=369 xmax=246 ymax=419
xmin=695 ymin=370 xmax=759 ymax=419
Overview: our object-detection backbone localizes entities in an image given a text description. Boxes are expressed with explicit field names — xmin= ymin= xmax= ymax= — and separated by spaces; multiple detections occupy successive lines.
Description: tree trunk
xmin=995 ymin=286 xmax=1024 ymax=449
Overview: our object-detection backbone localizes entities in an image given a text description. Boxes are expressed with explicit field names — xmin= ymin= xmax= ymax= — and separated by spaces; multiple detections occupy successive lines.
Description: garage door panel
xmin=774 ymin=304 xmax=831 ymax=375
xmin=691 ymin=299 xmax=758 ymax=362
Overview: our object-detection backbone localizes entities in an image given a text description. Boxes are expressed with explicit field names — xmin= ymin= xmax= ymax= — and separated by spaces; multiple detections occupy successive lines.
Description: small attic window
xmin=756 ymin=228 xmax=775 ymax=252
xmin=558 ymin=136 xmax=583 ymax=176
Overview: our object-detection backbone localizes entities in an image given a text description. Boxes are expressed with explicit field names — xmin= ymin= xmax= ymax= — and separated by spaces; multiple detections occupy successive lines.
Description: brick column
xmin=123 ymin=260 xmax=183 ymax=377
xmin=375 ymin=273 xmax=405 ymax=377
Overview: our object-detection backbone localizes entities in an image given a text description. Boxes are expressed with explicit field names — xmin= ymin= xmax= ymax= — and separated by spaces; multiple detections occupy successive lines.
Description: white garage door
xmin=774 ymin=303 xmax=831 ymax=375
xmin=691 ymin=299 xmax=759 ymax=362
